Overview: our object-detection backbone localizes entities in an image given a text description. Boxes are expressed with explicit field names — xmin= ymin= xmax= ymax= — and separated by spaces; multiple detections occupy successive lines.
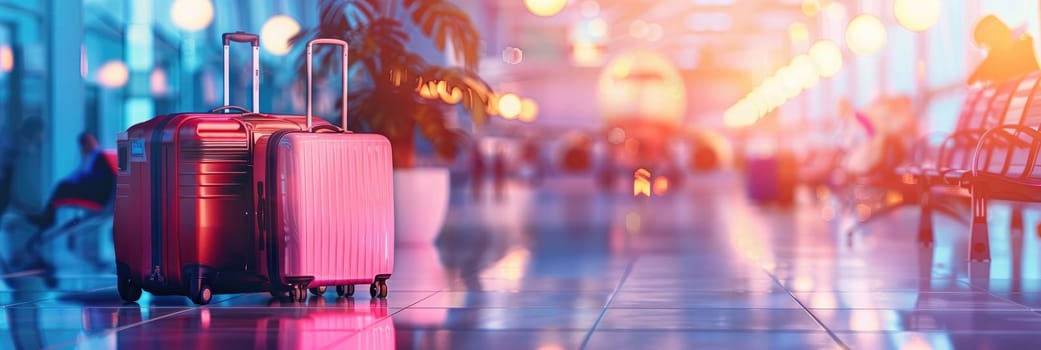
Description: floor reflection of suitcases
xmin=113 ymin=32 xmax=333 ymax=305
xmin=255 ymin=300 xmax=395 ymax=349
xmin=255 ymin=39 xmax=395 ymax=302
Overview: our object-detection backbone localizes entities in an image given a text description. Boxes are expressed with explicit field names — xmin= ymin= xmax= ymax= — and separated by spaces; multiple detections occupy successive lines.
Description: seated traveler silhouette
xmin=27 ymin=133 xmax=116 ymax=230
xmin=967 ymin=15 xmax=1040 ymax=85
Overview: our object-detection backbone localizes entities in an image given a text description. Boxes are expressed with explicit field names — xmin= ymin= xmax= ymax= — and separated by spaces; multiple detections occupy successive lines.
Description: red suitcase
xmin=255 ymin=39 xmax=395 ymax=302
xmin=113 ymin=32 xmax=331 ymax=305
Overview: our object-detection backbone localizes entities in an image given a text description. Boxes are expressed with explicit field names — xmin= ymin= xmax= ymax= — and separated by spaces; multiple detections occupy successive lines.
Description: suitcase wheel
xmin=288 ymin=285 xmax=307 ymax=302
xmin=117 ymin=276 xmax=142 ymax=302
xmin=336 ymin=285 xmax=355 ymax=297
xmin=308 ymin=286 xmax=327 ymax=297
xmin=369 ymin=281 xmax=388 ymax=299
xmin=190 ymin=281 xmax=213 ymax=305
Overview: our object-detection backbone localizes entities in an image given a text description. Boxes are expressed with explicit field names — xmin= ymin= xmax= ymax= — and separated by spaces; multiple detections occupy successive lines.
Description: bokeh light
xmin=778 ymin=66 xmax=801 ymax=92
xmin=498 ymin=93 xmax=522 ymax=119
xmin=791 ymin=54 xmax=820 ymax=89
xmin=572 ymin=42 xmax=603 ymax=66
xmin=789 ymin=22 xmax=809 ymax=46
xmin=598 ymin=50 xmax=686 ymax=125
xmin=846 ymin=14 xmax=887 ymax=56
xmin=97 ymin=60 xmax=129 ymax=89
xmin=894 ymin=0 xmax=940 ymax=32
xmin=519 ymin=98 xmax=539 ymax=122
xmin=824 ymin=2 xmax=847 ymax=20
xmin=801 ymin=0 xmax=820 ymax=17
xmin=260 ymin=15 xmax=301 ymax=55
xmin=652 ymin=176 xmax=669 ymax=196
xmin=809 ymin=40 xmax=843 ymax=78
xmin=170 ymin=0 xmax=214 ymax=31
xmin=524 ymin=0 xmax=567 ymax=17
xmin=502 ymin=47 xmax=523 ymax=64
xmin=150 ymin=68 xmax=168 ymax=96
xmin=587 ymin=18 xmax=608 ymax=40
xmin=0 ymin=45 xmax=12 ymax=73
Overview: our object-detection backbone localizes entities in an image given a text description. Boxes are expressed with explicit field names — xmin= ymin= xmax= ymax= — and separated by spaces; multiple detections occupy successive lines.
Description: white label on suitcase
xmin=130 ymin=139 xmax=146 ymax=162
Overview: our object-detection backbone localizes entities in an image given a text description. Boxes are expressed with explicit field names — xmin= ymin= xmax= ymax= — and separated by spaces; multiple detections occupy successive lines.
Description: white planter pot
xmin=393 ymin=167 xmax=450 ymax=243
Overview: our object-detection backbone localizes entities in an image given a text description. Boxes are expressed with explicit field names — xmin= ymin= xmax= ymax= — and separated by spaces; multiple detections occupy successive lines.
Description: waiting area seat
xmin=890 ymin=71 xmax=1041 ymax=261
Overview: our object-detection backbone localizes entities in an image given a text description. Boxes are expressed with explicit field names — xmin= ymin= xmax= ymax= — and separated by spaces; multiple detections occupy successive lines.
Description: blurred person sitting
xmin=967 ymin=15 xmax=1040 ymax=85
xmin=27 ymin=133 xmax=116 ymax=231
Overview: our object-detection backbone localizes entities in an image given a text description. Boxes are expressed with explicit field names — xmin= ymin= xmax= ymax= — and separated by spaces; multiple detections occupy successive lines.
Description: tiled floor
xmin=2 ymin=173 xmax=1041 ymax=349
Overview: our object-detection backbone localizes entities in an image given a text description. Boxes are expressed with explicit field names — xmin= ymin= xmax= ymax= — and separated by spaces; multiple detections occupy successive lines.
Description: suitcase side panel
xmin=116 ymin=113 xmax=261 ymax=295
xmin=114 ymin=115 xmax=178 ymax=292
xmin=274 ymin=133 xmax=394 ymax=286
xmin=175 ymin=119 xmax=256 ymax=288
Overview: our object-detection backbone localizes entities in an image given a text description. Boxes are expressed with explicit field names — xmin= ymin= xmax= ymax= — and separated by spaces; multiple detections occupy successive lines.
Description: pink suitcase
xmin=255 ymin=39 xmax=395 ymax=302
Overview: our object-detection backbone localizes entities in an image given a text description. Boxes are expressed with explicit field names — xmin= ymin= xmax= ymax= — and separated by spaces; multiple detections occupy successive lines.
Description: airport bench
xmin=904 ymin=73 xmax=1040 ymax=244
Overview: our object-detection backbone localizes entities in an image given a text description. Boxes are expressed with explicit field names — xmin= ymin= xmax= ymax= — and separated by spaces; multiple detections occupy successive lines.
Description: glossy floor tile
xmin=4 ymin=175 xmax=1041 ymax=349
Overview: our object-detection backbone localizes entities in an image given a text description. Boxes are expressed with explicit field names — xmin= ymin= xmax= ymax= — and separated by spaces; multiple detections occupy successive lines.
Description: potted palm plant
xmin=292 ymin=0 xmax=493 ymax=243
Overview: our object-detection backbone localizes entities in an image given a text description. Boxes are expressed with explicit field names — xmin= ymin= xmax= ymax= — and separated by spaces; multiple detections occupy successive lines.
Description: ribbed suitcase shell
xmin=258 ymin=131 xmax=394 ymax=289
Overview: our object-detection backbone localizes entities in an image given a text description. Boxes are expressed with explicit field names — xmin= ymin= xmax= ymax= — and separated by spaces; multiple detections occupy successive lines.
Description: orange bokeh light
xmin=652 ymin=176 xmax=669 ymax=195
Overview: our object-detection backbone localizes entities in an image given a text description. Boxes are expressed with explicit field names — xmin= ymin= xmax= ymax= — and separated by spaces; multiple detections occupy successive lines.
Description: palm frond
xmin=404 ymin=0 xmax=481 ymax=68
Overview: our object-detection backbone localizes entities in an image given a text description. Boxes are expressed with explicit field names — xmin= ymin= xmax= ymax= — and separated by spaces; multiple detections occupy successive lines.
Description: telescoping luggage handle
xmin=222 ymin=31 xmax=260 ymax=113
xmin=306 ymin=38 xmax=349 ymax=133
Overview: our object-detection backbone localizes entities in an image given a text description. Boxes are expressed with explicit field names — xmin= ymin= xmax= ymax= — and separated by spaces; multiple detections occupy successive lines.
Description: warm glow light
xmin=97 ymin=60 xmax=129 ymax=89
xmin=261 ymin=15 xmax=301 ymax=55
xmin=652 ymin=176 xmax=669 ymax=195
xmin=724 ymin=102 xmax=758 ymax=129
xmin=846 ymin=14 xmax=887 ymax=56
xmin=418 ymin=81 xmax=435 ymax=98
xmin=441 ymin=87 xmax=463 ymax=104
xmin=801 ymin=0 xmax=820 ymax=17
xmin=789 ymin=22 xmax=809 ymax=46
xmin=634 ymin=168 xmax=651 ymax=197
xmin=170 ymin=0 xmax=214 ymax=31
xmin=809 ymin=40 xmax=843 ymax=78
xmin=498 ymin=93 xmax=522 ymax=119
xmin=150 ymin=68 xmax=168 ymax=96
xmin=572 ymin=42 xmax=603 ymax=66
xmin=587 ymin=18 xmax=608 ymax=39
xmin=824 ymin=3 xmax=846 ymax=20
xmin=792 ymin=54 xmax=820 ymax=89
xmin=598 ymin=50 xmax=686 ymax=125
xmin=894 ymin=0 xmax=940 ymax=32
xmin=486 ymin=93 xmax=500 ymax=115
xmin=0 ymin=45 xmax=12 ymax=73
xmin=778 ymin=66 xmax=801 ymax=92
xmin=524 ymin=0 xmax=567 ymax=17
xmin=761 ymin=77 xmax=786 ymax=108
xmin=519 ymin=98 xmax=539 ymax=122
xmin=436 ymin=80 xmax=449 ymax=97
